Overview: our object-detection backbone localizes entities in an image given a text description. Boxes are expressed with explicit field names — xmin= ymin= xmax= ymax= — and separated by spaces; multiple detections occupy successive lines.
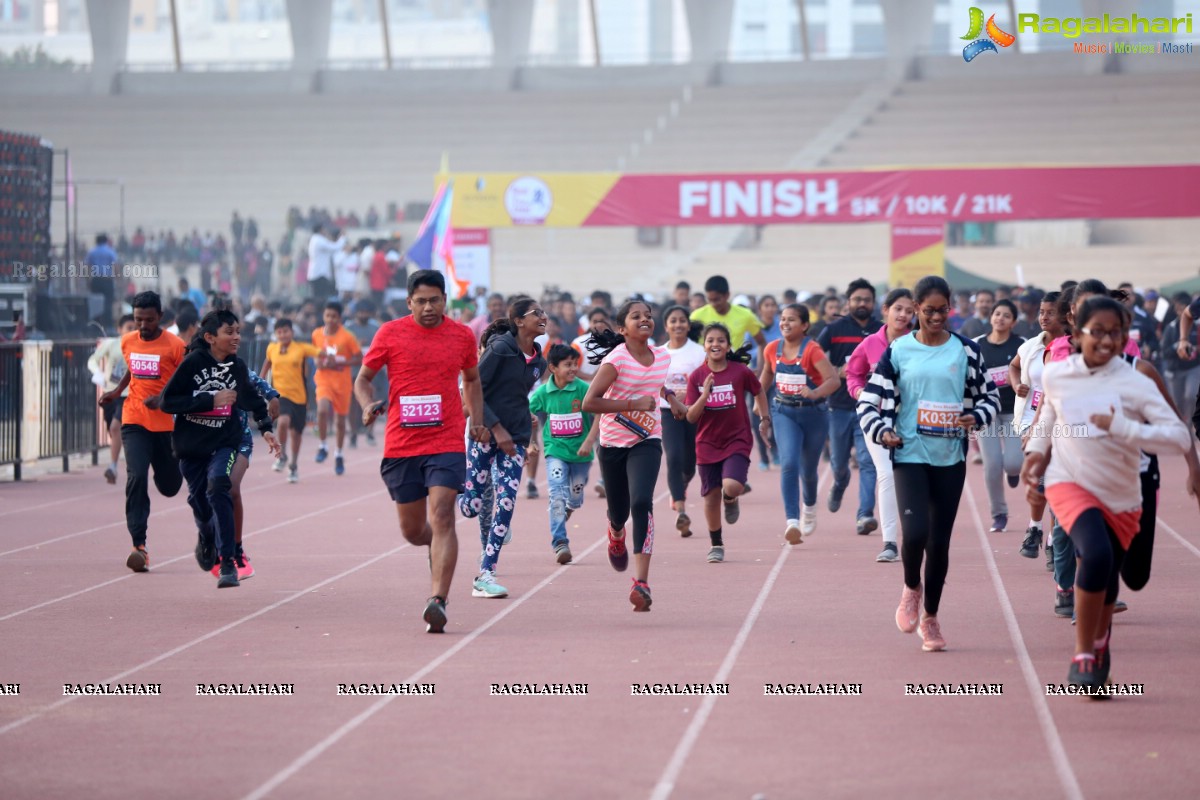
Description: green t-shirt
xmin=528 ymin=377 xmax=594 ymax=463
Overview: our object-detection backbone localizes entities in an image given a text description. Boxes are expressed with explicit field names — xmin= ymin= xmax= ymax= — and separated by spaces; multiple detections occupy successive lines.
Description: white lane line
xmin=1156 ymin=517 xmax=1200 ymax=560
xmin=0 ymin=487 xmax=112 ymax=518
xmin=0 ymin=452 xmax=376 ymax=558
xmin=647 ymin=469 xmax=828 ymax=800
xmin=242 ymin=489 xmax=671 ymax=800
xmin=0 ymin=489 xmax=386 ymax=622
xmin=0 ymin=539 xmax=410 ymax=736
xmin=965 ymin=484 xmax=1084 ymax=800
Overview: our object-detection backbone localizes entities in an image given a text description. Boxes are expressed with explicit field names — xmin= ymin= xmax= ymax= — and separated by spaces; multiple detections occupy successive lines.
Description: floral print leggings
xmin=459 ymin=439 xmax=527 ymax=574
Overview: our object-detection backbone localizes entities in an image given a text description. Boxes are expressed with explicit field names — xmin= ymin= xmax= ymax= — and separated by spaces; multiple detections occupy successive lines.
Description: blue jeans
xmin=546 ymin=457 xmax=592 ymax=548
xmin=179 ymin=447 xmax=238 ymax=560
xmin=1052 ymin=521 xmax=1076 ymax=591
xmin=828 ymin=406 xmax=876 ymax=519
xmin=772 ymin=401 xmax=827 ymax=521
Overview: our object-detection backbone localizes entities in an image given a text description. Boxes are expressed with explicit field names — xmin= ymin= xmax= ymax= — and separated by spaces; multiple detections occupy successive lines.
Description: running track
xmin=1 ymin=445 xmax=1198 ymax=799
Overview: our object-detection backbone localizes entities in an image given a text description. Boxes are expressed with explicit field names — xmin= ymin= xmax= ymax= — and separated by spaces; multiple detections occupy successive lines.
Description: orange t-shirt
xmin=120 ymin=329 xmax=186 ymax=432
xmin=312 ymin=326 xmax=361 ymax=388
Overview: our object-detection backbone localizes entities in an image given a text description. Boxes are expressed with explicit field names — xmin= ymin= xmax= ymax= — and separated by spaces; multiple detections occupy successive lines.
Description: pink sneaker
xmin=236 ymin=551 xmax=255 ymax=580
xmin=919 ymin=616 xmax=946 ymax=652
xmin=896 ymin=584 xmax=921 ymax=633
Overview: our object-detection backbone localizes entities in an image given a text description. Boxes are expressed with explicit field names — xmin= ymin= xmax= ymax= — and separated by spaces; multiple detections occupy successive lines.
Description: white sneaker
xmin=784 ymin=519 xmax=803 ymax=545
xmin=801 ymin=505 xmax=818 ymax=536
xmin=272 ymin=456 xmax=288 ymax=472
xmin=472 ymin=570 xmax=509 ymax=598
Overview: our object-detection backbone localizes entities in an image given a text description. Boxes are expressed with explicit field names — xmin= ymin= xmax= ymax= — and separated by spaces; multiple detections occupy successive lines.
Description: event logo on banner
xmin=961 ymin=7 xmax=1015 ymax=62
xmin=504 ymin=177 xmax=554 ymax=225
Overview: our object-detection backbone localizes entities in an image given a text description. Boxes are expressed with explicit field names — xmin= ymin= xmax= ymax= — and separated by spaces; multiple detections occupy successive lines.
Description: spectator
xmin=307 ymin=224 xmax=345 ymax=302
xmin=1013 ymin=288 xmax=1044 ymax=339
xmin=87 ymin=233 xmax=119 ymax=331
xmin=958 ymin=289 xmax=995 ymax=339
xmin=365 ymin=205 xmax=380 ymax=229
xmin=246 ymin=216 xmax=258 ymax=243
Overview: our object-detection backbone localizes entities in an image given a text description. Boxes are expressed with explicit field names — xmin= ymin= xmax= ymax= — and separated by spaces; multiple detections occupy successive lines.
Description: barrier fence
xmin=0 ymin=343 xmax=22 ymax=480
xmin=37 ymin=340 xmax=101 ymax=472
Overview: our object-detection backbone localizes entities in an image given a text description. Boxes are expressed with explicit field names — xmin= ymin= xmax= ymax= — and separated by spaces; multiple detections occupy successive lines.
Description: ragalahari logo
xmin=962 ymin=7 xmax=1015 ymax=61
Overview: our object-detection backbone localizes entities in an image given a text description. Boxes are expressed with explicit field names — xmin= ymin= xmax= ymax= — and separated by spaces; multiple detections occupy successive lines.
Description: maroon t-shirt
xmin=685 ymin=361 xmax=761 ymax=465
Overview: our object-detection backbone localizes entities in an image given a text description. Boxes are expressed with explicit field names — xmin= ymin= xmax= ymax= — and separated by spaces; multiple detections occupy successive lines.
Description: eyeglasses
xmin=920 ymin=306 xmax=952 ymax=318
xmin=1079 ymin=327 xmax=1123 ymax=341
xmin=522 ymin=308 xmax=548 ymax=318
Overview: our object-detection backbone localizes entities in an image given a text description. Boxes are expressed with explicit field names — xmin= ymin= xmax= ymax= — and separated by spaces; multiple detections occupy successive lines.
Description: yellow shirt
xmin=690 ymin=305 xmax=763 ymax=349
xmin=265 ymin=341 xmax=320 ymax=404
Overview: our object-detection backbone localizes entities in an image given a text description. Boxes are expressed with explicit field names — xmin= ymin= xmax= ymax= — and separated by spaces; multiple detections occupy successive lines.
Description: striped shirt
xmin=598 ymin=343 xmax=671 ymax=448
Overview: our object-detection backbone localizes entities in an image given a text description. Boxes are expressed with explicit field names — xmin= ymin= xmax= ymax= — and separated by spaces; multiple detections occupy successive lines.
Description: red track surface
xmin=1 ymin=445 xmax=1198 ymax=799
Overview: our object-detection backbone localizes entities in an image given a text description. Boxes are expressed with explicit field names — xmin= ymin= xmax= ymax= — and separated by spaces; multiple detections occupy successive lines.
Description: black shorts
xmin=380 ymin=453 xmax=466 ymax=504
xmin=279 ymin=398 xmax=307 ymax=430
xmin=103 ymin=396 xmax=125 ymax=428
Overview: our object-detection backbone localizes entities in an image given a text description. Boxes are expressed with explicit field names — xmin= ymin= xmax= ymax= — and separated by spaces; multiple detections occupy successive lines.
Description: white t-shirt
xmin=661 ymin=339 xmax=705 ymax=408
xmin=334 ymin=251 xmax=359 ymax=293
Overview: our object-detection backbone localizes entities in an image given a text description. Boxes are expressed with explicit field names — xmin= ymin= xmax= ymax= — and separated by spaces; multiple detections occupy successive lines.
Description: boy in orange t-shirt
xmin=311 ymin=300 xmax=362 ymax=475
xmin=98 ymin=291 xmax=186 ymax=572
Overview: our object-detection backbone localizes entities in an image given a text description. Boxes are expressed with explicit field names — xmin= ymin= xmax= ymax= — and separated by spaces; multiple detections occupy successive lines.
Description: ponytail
xmin=728 ymin=345 xmax=753 ymax=365
xmin=586 ymin=328 xmax=625 ymax=365
xmin=480 ymin=318 xmax=515 ymax=350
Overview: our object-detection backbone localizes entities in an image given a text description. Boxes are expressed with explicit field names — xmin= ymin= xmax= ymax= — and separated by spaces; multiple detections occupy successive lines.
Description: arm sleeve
xmin=247 ymin=368 xmax=279 ymax=400
xmin=528 ymin=387 xmax=545 ymax=417
xmin=1108 ymin=379 xmax=1192 ymax=456
xmin=1024 ymin=369 xmax=1057 ymax=457
xmin=159 ymin=358 xmax=213 ymax=414
xmin=816 ymin=324 xmax=832 ymax=352
xmin=844 ymin=341 xmax=868 ymax=398
xmin=685 ymin=366 xmax=701 ymax=406
xmin=744 ymin=363 xmax=762 ymax=396
xmin=477 ymin=346 xmax=501 ymax=429
xmin=856 ymin=346 xmax=898 ymax=445
xmin=964 ymin=341 xmax=1000 ymax=430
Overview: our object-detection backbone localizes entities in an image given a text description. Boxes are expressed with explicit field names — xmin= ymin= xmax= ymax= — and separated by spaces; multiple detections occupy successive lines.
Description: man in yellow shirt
xmin=689 ymin=274 xmax=767 ymax=351
xmin=260 ymin=318 xmax=321 ymax=483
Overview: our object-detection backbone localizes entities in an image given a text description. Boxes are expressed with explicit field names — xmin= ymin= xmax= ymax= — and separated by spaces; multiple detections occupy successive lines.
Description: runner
xmin=528 ymin=343 xmax=598 ymax=565
xmin=660 ymin=305 xmax=705 ymax=537
xmin=345 ymin=298 xmax=382 ymax=448
xmin=689 ymin=275 xmax=767 ymax=353
xmin=751 ymin=294 xmax=781 ymax=471
xmin=353 ymin=269 xmax=487 ymax=633
xmin=846 ymin=289 xmax=915 ymax=561
xmin=159 ymin=309 xmax=279 ymax=589
xmin=89 ymin=314 xmax=136 ymax=485
xmin=572 ymin=305 xmax=614 ymax=500
xmin=685 ymin=323 xmax=762 ymax=563
xmin=312 ymin=300 xmax=362 ymax=476
xmin=1022 ymin=295 xmax=1190 ymax=691
xmin=457 ymin=296 xmax=547 ymax=598
xmin=260 ymin=318 xmax=321 ymax=483
xmin=858 ymin=275 xmax=999 ymax=652
xmin=582 ymin=299 xmax=688 ymax=610
xmin=973 ymin=299 xmax=1025 ymax=532
xmin=97 ymin=292 xmax=186 ymax=572
xmin=817 ymin=278 xmax=882 ymax=535
xmin=1009 ymin=291 xmax=1064 ymax=560
xmin=758 ymin=304 xmax=839 ymax=545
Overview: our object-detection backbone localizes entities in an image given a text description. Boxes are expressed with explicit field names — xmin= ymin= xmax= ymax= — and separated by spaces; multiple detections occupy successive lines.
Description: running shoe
xmin=194 ymin=535 xmax=217 ymax=573
xmin=423 ymin=596 xmax=447 ymax=633
xmin=876 ymin=542 xmax=899 ymax=563
xmin=335 ymin=455 xmax=345 ymax=476
xmin=1007 ymin=473 xmax=1020 ymax=488
xmin=1067 ymin=654 xmax=1101 ymax=693
xmin=235 ymin=550 xmax=254 ymax=580
xmin=896 ymin=583 xmax=922 ymax=633
xmin=629 ymin=578 xmax=652 ymax=612
xmin=555 ymin=543 xmax=573 ymax=565
xmin=972 ymin=452 xmax=983 ymax=465
xmin=757 ymin=461 xmax=769 ymax=472
xmin=272 ymin=456 xmax=287 ymax=472
xmin=742 ymin=482 xmax=753 ymax=494
xmin=801 ymin=506 xmax=817 ymax=536
xmin=784 ymin=519 xmax=803 ymax=546
xmin=918 ymin=616 xmax=946 ymax=652
xmin=607 ymin=526 xmax=629 ymax=572
xmin=126 ymin=546 xmax=149 ymax=573
xmin=217 ymin=557 xmax=240 ymax=589
xmin=315 ymin=445 xmax=328 ymax=464
xmin=104 ymin=466 xmax=118 ymax=485
xmin=1045 ymin=535 xmax=1055 ymax=572
xmin=1055 ymin=587 xmax=1075 ymax=618
xmin=288 ymin=465 xmax=299 ymax=484
xmin=526 ymin=481 xmax=539 ymax=500
xmin=1019 ymin=527 xmax=1042 ymax=558
xmin=472 ymin=570 xmax=508 ymax=598
xmin=707 ymin=546 xmax=724 ymax=563
xmin=676 ymin=511 xmax=692 ymax=538
xmin=594 ymin=482 xmax=606 ymax=498
xmin=1114 ymin=599 xmax=1128 ymax=614
xmin=723 ymin=495 xmax=740 ymax=525
xmin=990 ymin=514 xmax=1007 ymax=533
xmin=856 ymin=516 xmax=878 ymax=535
xmin=827 ymin=485 xmax=845 ymax=513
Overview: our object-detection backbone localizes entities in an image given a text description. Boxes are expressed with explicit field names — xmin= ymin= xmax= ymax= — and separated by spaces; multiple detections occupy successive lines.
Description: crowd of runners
xmin=89 ymin=270 xmax=1200 ymax=693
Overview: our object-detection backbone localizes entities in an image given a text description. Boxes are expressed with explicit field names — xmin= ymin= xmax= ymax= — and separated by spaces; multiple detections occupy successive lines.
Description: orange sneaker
xmin=126 ymin=546 xmax=149 ymax=573
xmin=919 ymin=616 xmax=946 ymax=652
xmin=896 ymin=583 xmax=921 ymax=633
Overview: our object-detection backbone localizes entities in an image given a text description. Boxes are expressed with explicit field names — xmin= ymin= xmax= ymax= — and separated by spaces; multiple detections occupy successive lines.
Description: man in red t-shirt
xmin=355 ymin=269 xmax=487 ymax=633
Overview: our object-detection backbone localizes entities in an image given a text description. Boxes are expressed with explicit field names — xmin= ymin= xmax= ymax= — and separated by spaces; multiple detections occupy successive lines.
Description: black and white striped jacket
xmin=856 ymin=331 xmax=1000 ymax=459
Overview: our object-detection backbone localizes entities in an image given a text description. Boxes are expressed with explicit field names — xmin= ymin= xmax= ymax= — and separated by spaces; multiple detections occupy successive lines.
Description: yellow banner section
xmin=889 ymin=235 xmax=946 ymax=289
xmin=442 ymin=172 xmax=620 ymax=228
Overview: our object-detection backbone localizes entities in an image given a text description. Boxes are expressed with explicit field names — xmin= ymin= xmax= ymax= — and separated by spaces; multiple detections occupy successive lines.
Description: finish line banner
xmin=446 ymin=165 xmax=1200 ymax=228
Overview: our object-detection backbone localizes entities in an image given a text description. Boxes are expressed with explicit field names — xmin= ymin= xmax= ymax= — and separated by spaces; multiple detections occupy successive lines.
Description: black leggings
xmin=893 ymin=461 xmax=966 ymax=617
xmin=598 ymin=439 xmax=662 ymax=555
xmin=660 ymin=414 xmax=696 ymax=503
xmin=1121 ymin=456 xmax=1159 ymax=591
xmin=1070 ymin=507 xmax=1126 ymax=604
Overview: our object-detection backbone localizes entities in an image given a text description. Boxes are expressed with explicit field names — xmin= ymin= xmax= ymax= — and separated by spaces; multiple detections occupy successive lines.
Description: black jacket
xmin=817 ymin=315 xmax=882 ymax=410
xmin=160 ymin=348 xmax=273 ymax=458
xmin=478 ymin=331 xmax=546 ymax=447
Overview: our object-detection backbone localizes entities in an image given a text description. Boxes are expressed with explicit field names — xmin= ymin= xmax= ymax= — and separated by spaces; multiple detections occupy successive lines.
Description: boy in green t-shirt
xmin=528 ymin=344 xmax=598 ymax=565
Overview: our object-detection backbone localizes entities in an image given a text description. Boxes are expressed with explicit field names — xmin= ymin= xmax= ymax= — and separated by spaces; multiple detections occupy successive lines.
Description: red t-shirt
xmin=685 ymin=361 xmax=761 ymax=465
xmin=364 ymin=315 xmax=478 ymax=458
xmin=369 ymin=252 xmax=391 ymax=292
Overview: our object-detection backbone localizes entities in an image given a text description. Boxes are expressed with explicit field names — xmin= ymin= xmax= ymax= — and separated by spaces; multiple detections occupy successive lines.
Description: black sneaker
xmin=827 ymin=485 xmax=844 ymax=513
xmin=1007 ymin=473 xmax=1020 ymax=489
xmin=1068 ymin=655 xmax=1102 ymax=693
xmin=423 ymin=596 xmax=447 ymax=633
xmin=217 ymin=557 xmax=240 ymax=588
xmin=1019 ymin=527 xmax=1042 ymax=558
xmin=1054 ymin=588 xmax=1074 ymax=617
xmin=1045 ymin=535 xmax=1055 ymax=572
xmin=195 ymin=535 xmax=217 ymax=573
xmin=526 ymin=481 xmax=539 ymax=500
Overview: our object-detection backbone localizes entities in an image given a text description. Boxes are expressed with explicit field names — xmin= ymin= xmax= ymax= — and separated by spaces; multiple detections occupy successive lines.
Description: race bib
xmin=986 ymin=366 xmax=1009 ymax=388
xmin=399 ymin=394 xmax=443 ymax=428
xmin=666 ymin=372 xmax=688 ymax=395
xmin=549 ymin=412 xmax=583 ymax=438
xmin=775 ymin=371 xmax=811 ymax=397
xmin=129 ymin=353 xmax=160 ymax=379
xmin=706 ymin=383 xmax=736 ymax=410
xmin=1030 ymin=389 xmax=1043 ymax=410
xmin=1129 ymin=328 xmax=1141 ymax=343
xmin=193 ymin=390 xmax=231 ymax=418
xmin=615 ymin=410 xmax=656 ymax=440
xmin=916 ymin=400 xmax=963 ymax=438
